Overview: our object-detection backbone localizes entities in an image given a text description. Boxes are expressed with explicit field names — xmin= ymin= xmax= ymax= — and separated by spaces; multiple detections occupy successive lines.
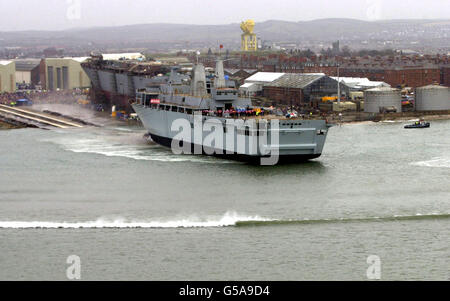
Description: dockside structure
xmin=232 ymin=53 xmax=449 ymax=88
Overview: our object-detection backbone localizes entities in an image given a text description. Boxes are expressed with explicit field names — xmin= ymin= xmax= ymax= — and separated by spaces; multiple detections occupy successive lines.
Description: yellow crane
xmin=241 ymin=20 xmax=258 ymax=51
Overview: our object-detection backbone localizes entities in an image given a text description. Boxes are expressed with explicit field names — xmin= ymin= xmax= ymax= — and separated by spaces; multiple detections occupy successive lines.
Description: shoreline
xmin=329 ymin=111 xmax=450 ymax=125
xmin=341 ymin=114 xmax=450 ymax=125
xmin=2 ymin=104 xmax=450 ymax=130
xmin=0 ymin=120 xmax=23 ymax=130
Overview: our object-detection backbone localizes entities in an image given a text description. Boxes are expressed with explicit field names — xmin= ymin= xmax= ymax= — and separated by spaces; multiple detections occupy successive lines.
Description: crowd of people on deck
xmin=202 ymin=107 xmax=269 ymax=118
xmin=200 ymin=106 xmax=312 ymax=119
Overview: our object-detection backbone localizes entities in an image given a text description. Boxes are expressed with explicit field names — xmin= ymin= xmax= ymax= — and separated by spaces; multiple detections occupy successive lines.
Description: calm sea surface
xmin=0 ymin=113 xmax=449 ymax=280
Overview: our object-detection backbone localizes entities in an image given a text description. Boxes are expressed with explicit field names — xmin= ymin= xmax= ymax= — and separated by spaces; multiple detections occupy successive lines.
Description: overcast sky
xmin=0 ymin=0 xmax=449 ymax=31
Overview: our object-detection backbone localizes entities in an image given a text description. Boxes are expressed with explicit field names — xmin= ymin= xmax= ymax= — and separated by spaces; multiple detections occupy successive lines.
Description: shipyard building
xmin=14 ymin=59 xmax=41 ymax=87
xmin=101 ymin=53 xmax=145 ymax=61
xmin=263 ymin=73 xmax=340 ymax=107
xmin=240 ymin=71 xmax=393 ymax=110
xmin=240 ymin=72 xmax=285 ymax=96
xmin=40 ymin=57 xmax=91 ymax=91
xmin=0 ymin=61 xmax=16 ymax=93
xmin=331 ymin=77 xmax=390 ymax=91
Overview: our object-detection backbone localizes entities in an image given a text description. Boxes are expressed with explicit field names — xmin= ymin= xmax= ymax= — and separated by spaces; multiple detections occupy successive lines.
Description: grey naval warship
xmin=132 ymin=60 xmax=332 ymax=164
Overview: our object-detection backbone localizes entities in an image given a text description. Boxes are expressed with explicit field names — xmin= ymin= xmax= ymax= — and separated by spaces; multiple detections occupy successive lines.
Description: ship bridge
xmin=212 ymin=88 xmax=238 ymax=101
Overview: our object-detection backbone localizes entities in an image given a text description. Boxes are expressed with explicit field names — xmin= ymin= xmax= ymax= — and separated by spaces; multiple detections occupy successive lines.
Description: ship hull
xmin=133 ymin=103 xmax=330 ymax=165
xmin=149 ymin=132 xmax=322 ymax=164
xmin=82 ymin=65 xmax=166 ymax=113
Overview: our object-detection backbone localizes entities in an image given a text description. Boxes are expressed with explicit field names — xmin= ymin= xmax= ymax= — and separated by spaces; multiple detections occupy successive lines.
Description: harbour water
xmin=0 ymin=117 xmax=449 ymax=280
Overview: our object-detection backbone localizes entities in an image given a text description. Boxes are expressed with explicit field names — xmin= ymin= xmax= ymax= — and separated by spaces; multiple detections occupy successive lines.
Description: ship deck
xmin=132 ymin=102 xmax=326 ymax=122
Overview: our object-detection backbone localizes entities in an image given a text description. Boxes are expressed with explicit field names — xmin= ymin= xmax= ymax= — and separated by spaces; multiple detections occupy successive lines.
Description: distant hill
xmin=1 ymin=18 xmax=449 ymax=48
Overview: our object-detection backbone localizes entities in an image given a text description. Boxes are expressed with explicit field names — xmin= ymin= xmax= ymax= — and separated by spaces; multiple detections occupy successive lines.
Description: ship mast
xmin=214 ymin=59 xmax=226 ymax=89
xmin=214 ymin=45 xmax=227 ymax=89
xmin=190 ymin=65 xmax=207 ymax=97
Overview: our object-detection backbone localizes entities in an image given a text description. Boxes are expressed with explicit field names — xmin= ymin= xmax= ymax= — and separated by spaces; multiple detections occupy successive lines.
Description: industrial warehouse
xmin=0 ymin=60 xmax=16 ymax=93
xmin=236 ymin=70 xmax=449 ymax=117
xmin=14 ymin=59 xmax=40 ymax=88
xmin=40 ymin=57 xmax=91 ymax=91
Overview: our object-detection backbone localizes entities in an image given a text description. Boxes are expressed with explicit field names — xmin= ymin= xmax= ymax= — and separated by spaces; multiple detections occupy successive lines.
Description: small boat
xmin=404 ymin=120 xmax=430 ymax=129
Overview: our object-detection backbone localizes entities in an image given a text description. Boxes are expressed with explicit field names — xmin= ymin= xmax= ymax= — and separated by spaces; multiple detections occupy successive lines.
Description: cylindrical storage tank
xmin=415 ymin=85 xmax=450 ymax=111
xmin=364 ymin=87 xmax=402 ymax=113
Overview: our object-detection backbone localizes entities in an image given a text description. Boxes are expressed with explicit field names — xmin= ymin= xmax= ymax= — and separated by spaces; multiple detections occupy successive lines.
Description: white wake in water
xmin=0 ymin=212 xmax=269 ymax=229
xmin=45 ymin=135 xmax=235 ymax=164
xmin=411 ymin=157 xmax=450 ymax=168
